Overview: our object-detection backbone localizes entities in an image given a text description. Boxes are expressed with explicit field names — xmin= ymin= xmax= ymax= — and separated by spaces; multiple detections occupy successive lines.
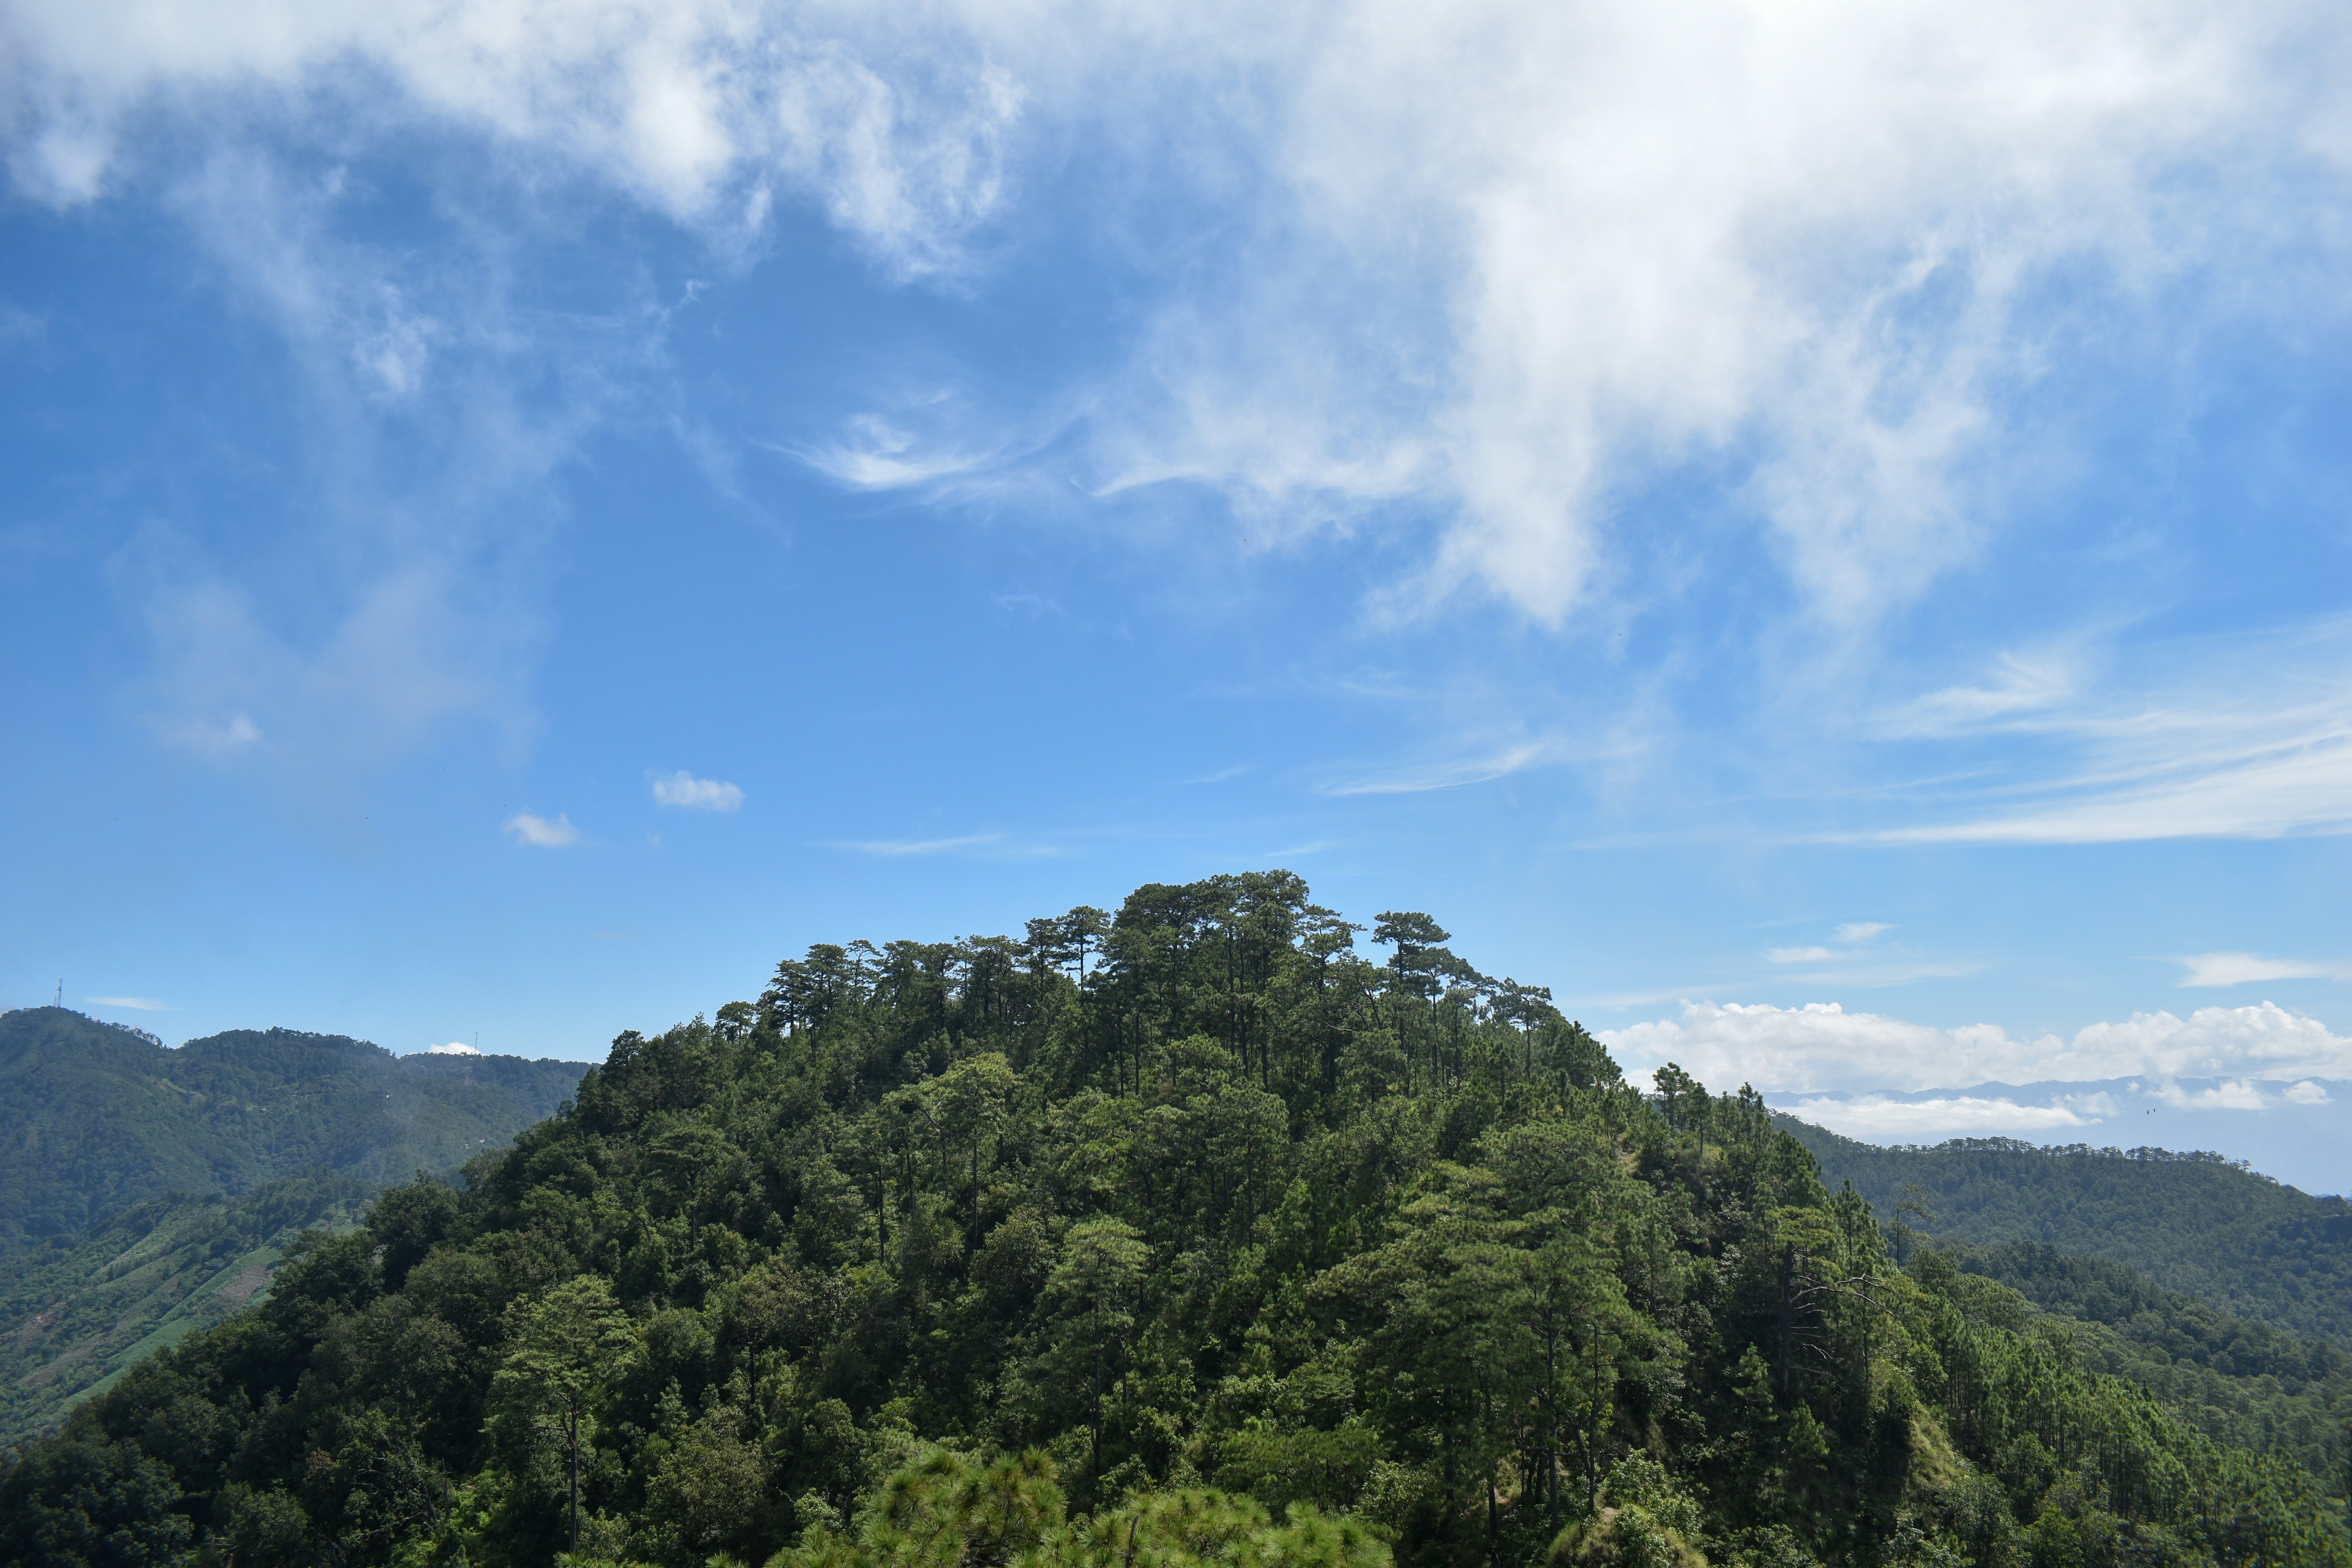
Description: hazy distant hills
xmin=0 ymin=1007 xmax=588 ymax=1442
xmin=0 ymin=1007 xmax=586 ymax=1246
xmin=1784 ymin=1114 xmax=2352 ymax=1348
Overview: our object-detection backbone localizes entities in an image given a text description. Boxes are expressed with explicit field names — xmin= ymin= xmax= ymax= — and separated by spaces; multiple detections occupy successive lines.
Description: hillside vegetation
xmin=0 ymin=1172 xmax=373 ymax=1444
xmin=1784 ymin=1120 xmax=2352 ymax=1346
xmin=4 ymin=875 xmax=2345 ymax=1568
xmin=0 ymin=1008 xmax=588 ymax=1246
xmin=1939 ymin=1243 xmax=2351 ymax=1492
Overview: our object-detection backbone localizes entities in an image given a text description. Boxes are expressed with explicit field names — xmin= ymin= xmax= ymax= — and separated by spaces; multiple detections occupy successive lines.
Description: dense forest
xmin=1936 ymin=1243 xmax=2351 ymax=1485
xmin=4 ymin=873 xmax=2347 ymax=1568
xmin=1788 ymin=1123 xmax=2352 ymax=1347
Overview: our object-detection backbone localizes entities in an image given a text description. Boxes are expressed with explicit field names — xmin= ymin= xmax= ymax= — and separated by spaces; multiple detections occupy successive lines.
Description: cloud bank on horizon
xmin=1602 ymin=998 xmax=2352 ymax=1096
xmin=1602 ymin=997 xmax=2352 ymax=1181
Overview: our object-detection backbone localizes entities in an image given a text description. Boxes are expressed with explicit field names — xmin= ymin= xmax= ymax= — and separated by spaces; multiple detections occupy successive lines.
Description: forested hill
xmin=0 ymin=1007 xmax=587 ymax=1246
xmin=5 ymin=874 xmax=2345 ymax=1568
xmin=1782 ymin=1117 xmax=2352 ymax=1348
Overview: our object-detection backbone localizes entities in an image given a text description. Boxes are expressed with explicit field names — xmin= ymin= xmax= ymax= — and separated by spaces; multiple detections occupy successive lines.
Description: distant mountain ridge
xmin=0 ymin=1007 xmax=587 ymax=1246
xmin=1781 ymin=1114 xmax=2352 ymax=1348
xmin=1762 ymin=1074 xmax=2352 ymax=1199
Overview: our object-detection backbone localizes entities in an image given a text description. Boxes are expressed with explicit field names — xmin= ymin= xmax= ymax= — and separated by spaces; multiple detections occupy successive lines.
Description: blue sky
xmin=4 ymin=0 xmax=2352 ymax=1181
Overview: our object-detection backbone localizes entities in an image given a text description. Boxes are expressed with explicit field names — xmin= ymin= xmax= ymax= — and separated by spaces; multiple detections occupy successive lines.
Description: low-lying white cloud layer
xmin=1774 ymin=1079 xmax=2343 ymax=1143
xmin=1601 ymin=998 xmax=2352 ymax=1096
xmin=1785 ymin=1094 xmax=2110 ymax=1140
xmin=422 ymin=1040 xmax=481 ymax=1055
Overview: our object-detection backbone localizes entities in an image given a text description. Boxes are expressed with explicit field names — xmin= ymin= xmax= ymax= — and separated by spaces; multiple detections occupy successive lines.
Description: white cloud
xmin=1100 ymin=0 xmax=2351 ymax=624
xmin=422 ymin=1041 xmax=481 ymax=1055
xmin=504 ymin=811 xmax=581 ymax=847
xmin=652 ymin=771 xmax=744 ymax=812
xmin=1787 ymin=1094 xmax=2097 ymax=1141
xmin=2173 ymin=952 xmax=2348 ymax=987
xmin=89 ymin=995 xmax=169 ymax=1011
xmin=157 ymin=714 xmax=263 ymax=755
xmin=10 ymin=0 xmax=2341 ymax=633
xmin=1771 ymin=1076 xmax=2351 ymax=1149
xmin=2155 ymin=1078 xmax=2270 ymax=1112
xmin=3 ymin=0 xmax=1024 ymax=277
xmin=1765 ymin=924 xmax=1894 ymax=965
xmin=1602 ymin=998 xmax=2352 ymax=1096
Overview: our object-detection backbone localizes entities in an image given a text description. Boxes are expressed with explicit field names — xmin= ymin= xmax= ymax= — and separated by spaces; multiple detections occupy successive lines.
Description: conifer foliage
xmin=2 ymin=873 xmax=2345 ymax=1568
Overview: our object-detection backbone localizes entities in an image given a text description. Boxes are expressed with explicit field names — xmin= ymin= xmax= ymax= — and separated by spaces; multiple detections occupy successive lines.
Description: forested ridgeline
xmin=0 ymin=1009 xmax=590 ymax=1246
xmin=1784 ymin=1120 xmax=2352 ymax=1347
xmin=4 ymin=875 xmax=2345 ymax=1568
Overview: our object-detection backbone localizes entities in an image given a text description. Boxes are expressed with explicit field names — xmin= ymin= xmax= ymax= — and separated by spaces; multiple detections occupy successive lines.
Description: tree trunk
xmin=1546 ymin=1328 xmax=1562 ymax=1533
xmin=1586 ymin=1331 xmax=1605 ymax=1515
xmin=566 ymin=1406 xmax=581 ymax=1553
xmin=1778 ymin=1243 xmax=1797 ymax=1403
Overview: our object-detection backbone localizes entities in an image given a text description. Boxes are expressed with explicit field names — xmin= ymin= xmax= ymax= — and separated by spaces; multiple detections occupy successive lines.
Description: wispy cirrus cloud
xmin=16 ymin=2 xmax=1027 ymax=797
xmin=790 ymin=413 xmax=1004 ymax=491
xmin=1321 ymin=739 xmax=1560 ymax=797
xmin=89 ymin=995 xmax=169 ymax=1011
xmin=1853 ymin=621 xmax=2352 ymax=845
xmin=822 ymin=833 xmax=1005 ymax=857
xmin=1764 ymin=921 xmax=1897 ymax=966
xmin=2173 ymin=953 xmax=2350 ymax=988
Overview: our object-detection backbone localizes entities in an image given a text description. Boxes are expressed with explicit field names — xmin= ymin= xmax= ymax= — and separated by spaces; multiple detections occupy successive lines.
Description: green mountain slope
xmin=1781 ymin=1116 xmax=2352 ymax=1347
xmin=0 ymin=1172 xmax=375 ymax=1444
xmin=2 ymin=875 xmax=2343 ymax=1568
xmin=1937 ymin=1241 xmax=2352 ymax=1484
xmin=0 ymin=1008 xmax=587 ymax=1246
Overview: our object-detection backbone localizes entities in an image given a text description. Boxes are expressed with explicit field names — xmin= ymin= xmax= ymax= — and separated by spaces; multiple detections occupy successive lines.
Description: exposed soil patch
xmin=216 ymin=1263 xmax=272 ymax=1307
